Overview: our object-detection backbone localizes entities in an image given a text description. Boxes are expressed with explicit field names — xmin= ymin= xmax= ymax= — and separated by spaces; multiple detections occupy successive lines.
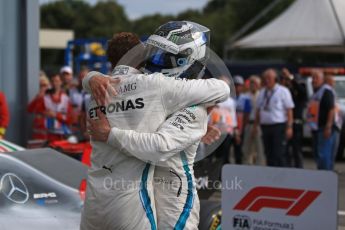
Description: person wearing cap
xmin=242 ymin=75 xmax=265 ymax=165
xmin=60 ymin=66 xmax=73 ymax=89
xmin=233 ymin=75 xmax=251 ymax=164
xmin=253 ymin=69 xmax=294 ymax=167
xmin=61 ymin=65 xmax=87 ymax=132
xmin=280 ymin=68 xmax=307 ymax=168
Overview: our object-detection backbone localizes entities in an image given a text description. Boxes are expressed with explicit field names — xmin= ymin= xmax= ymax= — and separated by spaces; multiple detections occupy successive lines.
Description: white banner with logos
xmin=222 ymin=165 xmax=338 ymax=230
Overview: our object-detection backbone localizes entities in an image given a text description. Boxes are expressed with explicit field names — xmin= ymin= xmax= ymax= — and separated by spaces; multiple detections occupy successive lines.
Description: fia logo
xmin=233 ymin=215 xmax=251 ymax=230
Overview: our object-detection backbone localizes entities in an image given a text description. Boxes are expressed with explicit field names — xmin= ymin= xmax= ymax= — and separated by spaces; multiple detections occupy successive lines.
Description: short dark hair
xmin=106 ymin=32 xmax=144 ymax=69
xmin=49 ymin=73 xmax=61 ymax=80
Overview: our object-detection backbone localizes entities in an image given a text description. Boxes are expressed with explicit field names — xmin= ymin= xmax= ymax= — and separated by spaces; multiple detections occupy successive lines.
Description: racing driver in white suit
xmin=81 ymin=23 xmax=230 ymax=230
xmin=87 ymin=22 xmax=223 ymax=229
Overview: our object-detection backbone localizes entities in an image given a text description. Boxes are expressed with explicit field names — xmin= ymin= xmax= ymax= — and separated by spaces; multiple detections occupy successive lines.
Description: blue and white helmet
xmin=144 ymin=21 xmax=210 ymax=79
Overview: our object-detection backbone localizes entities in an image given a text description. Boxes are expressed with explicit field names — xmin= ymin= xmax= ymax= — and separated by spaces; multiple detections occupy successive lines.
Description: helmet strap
xmin=179 ymin=60 xmax=204 ymax=79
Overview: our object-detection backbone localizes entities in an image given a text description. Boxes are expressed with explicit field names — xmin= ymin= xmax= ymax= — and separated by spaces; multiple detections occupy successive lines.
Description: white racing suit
xmin=80 ymin=65 xmax=230 ymax=230
xmin=108 ymin=105 xmax=207 ymax=229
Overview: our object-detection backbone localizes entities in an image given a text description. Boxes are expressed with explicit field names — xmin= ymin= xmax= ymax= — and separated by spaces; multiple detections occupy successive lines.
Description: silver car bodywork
xmin=0 ymin=148 xmax=88 ymax=230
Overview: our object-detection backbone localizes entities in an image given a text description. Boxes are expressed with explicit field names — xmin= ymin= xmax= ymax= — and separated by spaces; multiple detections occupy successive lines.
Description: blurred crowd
xmin=27 ymin=66 xmax=91 ymax=146
xmin=210 ymin=68 xmax=342 ymax=171
xmin=0 ymin=64 xmax=341 ymax=171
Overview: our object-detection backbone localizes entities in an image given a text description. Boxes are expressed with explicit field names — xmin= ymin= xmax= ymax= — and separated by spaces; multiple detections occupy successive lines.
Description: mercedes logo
xmin=0 ymin=173 xmax=29 ymax=204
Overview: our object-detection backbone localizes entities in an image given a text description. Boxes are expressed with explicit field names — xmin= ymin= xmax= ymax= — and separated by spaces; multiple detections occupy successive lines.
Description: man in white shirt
xmin=253 ymin=69 xmax=294 ymax=167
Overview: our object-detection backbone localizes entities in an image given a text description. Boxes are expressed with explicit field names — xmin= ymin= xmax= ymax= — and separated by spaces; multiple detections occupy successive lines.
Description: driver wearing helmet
xmin=112 ymin=21 xmax=213 ymax=229
xmin=82 ymin=22 xmax=229 ymax=230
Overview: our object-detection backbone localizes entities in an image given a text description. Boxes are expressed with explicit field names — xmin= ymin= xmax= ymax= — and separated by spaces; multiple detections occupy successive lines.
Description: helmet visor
xmin=145 ymin=44 xmax=192 ymax=69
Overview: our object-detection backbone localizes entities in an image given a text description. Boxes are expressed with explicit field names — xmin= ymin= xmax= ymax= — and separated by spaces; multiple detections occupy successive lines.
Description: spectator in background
xmin=307 ymin=70 xmax=336 ymax=170
xmin=60 ymin=66 xmax=74 ymax=92
xmin=242 ymin=75 xmax=265 ymax=165
xmin=324 ymin=74 xmax=342 ymax=131
xmin=28 ymin=73 xmax=73 ymax=141
xmin=61 ymin=65 xmax=79 ymax=100
xmin=280 ymin=68 xmax=307 ymax=168
xmin=27 ymin=73 xmax=51 ymax=141
xmin=40 ymin=70 xmax=50 ymax=85
xmin=209 ymin=76 xmax=237 ymax=164
xmin=78 ymin=67 xmax=92 ymax=139
xmin=325 ymin=74 xmax=335 ymax=88
xmin=60 ymin=66 xmax=91 ymax=137
xmin=70 ymin=67 xmax=89 ymax=111
xmin=233 ymin=75 xmax=251 ymax=164
xmin=254 ymin=69 xmax=294 ymax=167
xmin=0 ymin=91 xmax=9 ymax=139
xmin=325 ymin=74 xmax=343 ymax=164
xmin=68 ymin=67 xmax=90 ymax=132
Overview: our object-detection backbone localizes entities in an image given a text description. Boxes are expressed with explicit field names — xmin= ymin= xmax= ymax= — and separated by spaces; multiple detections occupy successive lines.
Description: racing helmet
xmin=144 ymin=21 xmax=210 ymax=79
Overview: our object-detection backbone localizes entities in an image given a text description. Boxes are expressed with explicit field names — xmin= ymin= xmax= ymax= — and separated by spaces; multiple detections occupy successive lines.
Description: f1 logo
xmin=233 ymin=186 xmax=321 ymax=216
